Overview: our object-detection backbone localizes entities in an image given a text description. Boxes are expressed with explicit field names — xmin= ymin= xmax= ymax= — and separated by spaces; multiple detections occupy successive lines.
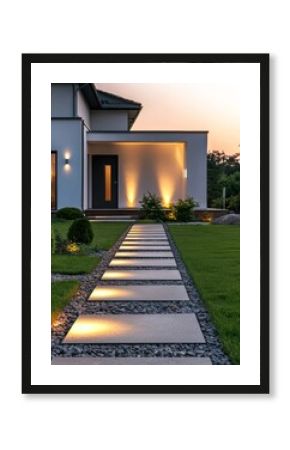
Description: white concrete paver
xmin=63 ymin=313 xmax=205 ymax=344
xmin=88 ymin=285 xmax=189 ymax=301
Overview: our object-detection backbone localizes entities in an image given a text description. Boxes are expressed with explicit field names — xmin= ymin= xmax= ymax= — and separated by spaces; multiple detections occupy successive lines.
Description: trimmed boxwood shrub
xmin=67 ymin=218 xmax=94 ymax=245
xmin=172 ymin=198 xmax=198 ymax=222
xmin=56 ymin=207 xmax=84 ymax=220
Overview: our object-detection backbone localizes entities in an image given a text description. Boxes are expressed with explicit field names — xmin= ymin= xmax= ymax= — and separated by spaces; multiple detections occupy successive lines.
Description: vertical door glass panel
xmin=51 ymin=152 xmax=56 ymax=209
xmin=104 ymin=165 xmax=112 ymax=201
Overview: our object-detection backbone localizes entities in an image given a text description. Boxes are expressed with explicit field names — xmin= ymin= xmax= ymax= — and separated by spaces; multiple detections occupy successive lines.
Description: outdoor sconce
xmin=64 ymin=151 xmax=71 ymax=167
xmin=64 ymin=152 xmax=71 ymax=171
xmin=183 ymin=168 xmax=188 ymax=179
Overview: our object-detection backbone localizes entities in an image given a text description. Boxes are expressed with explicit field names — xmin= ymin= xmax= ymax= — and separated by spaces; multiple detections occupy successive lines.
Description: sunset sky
xmin=96 ymin=83 xmax=240 ymax=155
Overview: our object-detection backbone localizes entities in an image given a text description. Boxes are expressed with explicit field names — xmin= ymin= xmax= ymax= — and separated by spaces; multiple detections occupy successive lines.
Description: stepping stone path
xmin=55 ymin=224 xmax=212 ymax=365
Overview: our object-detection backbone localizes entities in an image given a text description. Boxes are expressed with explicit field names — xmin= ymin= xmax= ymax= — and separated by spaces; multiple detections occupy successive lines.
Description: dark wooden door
xmin=92 ymin=155 xmax=118 ymax=209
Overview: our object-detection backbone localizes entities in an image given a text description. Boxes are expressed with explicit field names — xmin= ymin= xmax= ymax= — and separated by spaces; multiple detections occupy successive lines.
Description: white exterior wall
xmin=87 ymin=132 xmax=207 ymax=208
xmin=90 ymin=110 xmax=129 ymax=131
xmin=185 ymin=134 xmax=207 ymax=208
xmin=51 ymin=119 xmax=83 ymax=209
xmin=51 ymin=84 xmax=74 ymax=117
xmin=88 ymin=141 xmax=186 ymax=208
xmin=77 ymin=90 xmax=91 ymax=129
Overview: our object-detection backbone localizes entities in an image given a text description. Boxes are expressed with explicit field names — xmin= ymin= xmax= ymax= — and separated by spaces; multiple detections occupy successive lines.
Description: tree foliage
xmin=207 ymin=151 xmax=240 ymax=212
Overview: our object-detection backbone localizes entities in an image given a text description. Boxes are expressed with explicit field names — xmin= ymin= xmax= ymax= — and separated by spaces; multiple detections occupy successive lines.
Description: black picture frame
xmin=22 ymin=53 xmax=269 ymax=394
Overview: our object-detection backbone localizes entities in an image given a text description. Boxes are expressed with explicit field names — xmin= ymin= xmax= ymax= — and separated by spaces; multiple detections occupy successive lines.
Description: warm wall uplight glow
xmin=155 ymin=143 xmax=185 ymax=207
xmin=89 ymin=142 xmax=185 ymax=207
xmin=125 ymin=171 xmax=138 ymax=206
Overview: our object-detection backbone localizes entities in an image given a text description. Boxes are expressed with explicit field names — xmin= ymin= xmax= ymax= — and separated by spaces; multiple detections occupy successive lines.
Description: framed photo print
xmin=22 ymin=53 xmax=269 ymax=394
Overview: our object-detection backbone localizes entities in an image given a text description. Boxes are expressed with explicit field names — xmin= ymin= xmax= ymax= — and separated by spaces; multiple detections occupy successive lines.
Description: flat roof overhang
xmin=87 ymin=130 xmax=208 ymax=143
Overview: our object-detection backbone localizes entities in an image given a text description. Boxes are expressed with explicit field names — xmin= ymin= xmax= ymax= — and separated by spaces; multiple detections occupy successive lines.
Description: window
xmin=51 ymin=152 xmax=57 ymax=209
xmin=104 ymin=164 xmax=112 ymax=201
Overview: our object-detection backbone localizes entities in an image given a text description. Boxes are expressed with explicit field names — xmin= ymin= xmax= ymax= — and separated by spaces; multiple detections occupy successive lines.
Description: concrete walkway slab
xmin=131 ymin=226 xmax=164 ymax=228
xmin=88 ymin=285 xmax=189 ymax=301
xmin=109 ymin=258 xmax=177 ymax=267
xmin=62 ymin=313 xmax=205 ymax=344
xmin=121 ymin=242 xmax=170 ymax=247
xmin=126 ymin=235 xmax=167 ymax=239
xmin=102 ymin=269 xmax=182 ymax=281
xmin=130 ymin=229 xmax=164 ymax=232
xmin=126 ymin=233 xmax=167 ymax=239
xmin=119 ymin=245 xmax=171 ymax=250
xmin=124 ymin=237 xmax=168 ymax=241
xmin=52 ymin=356 xmax=211 ymax=365
xmin=115 ymin=251 xmax=174 ymax=258
xmin=128 ymin=230 xmax=166 ymax=233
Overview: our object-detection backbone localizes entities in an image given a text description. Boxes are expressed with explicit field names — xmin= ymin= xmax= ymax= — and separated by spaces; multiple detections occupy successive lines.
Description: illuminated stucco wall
xmin=88 ymin=142 xmax=186 ymax=208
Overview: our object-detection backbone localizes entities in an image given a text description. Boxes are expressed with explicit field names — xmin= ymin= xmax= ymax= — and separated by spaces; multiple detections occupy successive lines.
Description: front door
xmin=92 ymin=155 xmax=118 ymax=209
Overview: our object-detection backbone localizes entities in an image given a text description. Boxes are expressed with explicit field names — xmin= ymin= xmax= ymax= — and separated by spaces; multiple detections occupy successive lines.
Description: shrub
xmin=51 ymin=228 xmax=56 ymax=254
xmin=139 ymin=192 xmax=166 ymax=221
xmin=56 ymin=207 xmax=84 ymax=220
xmin=55 ymin=232 xmax=68 ymax=254
xmin=172 ymin=198 xmax=198 ymax=222
xmin=67 ymin=218 xmax=94 ymax=245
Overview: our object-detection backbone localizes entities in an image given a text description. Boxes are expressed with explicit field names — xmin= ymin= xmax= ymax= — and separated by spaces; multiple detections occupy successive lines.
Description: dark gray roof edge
xmin=95 ymin=88 xmax=142 ymax=109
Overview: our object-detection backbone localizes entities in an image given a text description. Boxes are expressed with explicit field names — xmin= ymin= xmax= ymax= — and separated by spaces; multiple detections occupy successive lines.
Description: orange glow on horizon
xmin=95 ymin=83 xmax=240 ymax=155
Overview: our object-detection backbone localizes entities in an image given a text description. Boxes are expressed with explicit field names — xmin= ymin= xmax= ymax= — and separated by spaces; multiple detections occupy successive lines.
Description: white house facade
xmin=51 ymin=83 xmax=208 ymax=213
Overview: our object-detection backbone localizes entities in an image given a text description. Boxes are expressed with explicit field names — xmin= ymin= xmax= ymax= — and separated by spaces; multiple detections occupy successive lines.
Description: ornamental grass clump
xmin=67 ymin=218 xmax=94 ymax=245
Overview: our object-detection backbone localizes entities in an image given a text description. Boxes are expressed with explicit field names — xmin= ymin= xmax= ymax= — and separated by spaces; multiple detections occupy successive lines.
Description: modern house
xmin=51 ymin=83 xmax=208 ymax=215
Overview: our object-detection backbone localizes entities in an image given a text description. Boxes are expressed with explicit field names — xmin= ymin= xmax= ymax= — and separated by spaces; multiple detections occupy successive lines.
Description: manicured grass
xmin=51 ymin=280 xmax=80 ymax=324
xmin=52 ymin=220 xmax=129 ymax=250
xmin=169 ymin=224 xmax=240 ymax=364
xmin=51 ymin=255 xmax=100 ymax=274
xmin=51 ymin=220 xmax=128 ymax=274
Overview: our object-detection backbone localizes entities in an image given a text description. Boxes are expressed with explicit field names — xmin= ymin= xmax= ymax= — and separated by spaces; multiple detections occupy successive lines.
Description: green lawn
xmin=169 ymin=224 xmax=240 ymax=364
xmin=51 ymin=280 xmax=80 ymax=323
xmin=51 ymin=255 xmax=100 ymax=274
xmin=52 ymin=220 xmax=129 ymax=250
xmin=51 ymin=221 xmax=129 ymax=274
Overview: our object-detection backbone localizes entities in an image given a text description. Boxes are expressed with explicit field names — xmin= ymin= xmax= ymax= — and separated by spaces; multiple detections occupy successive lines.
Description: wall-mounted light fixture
xmin=183 ymin=168 xmax=188 ymax=179
xmin=64 ymin=151 xmax=71 ymax=172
